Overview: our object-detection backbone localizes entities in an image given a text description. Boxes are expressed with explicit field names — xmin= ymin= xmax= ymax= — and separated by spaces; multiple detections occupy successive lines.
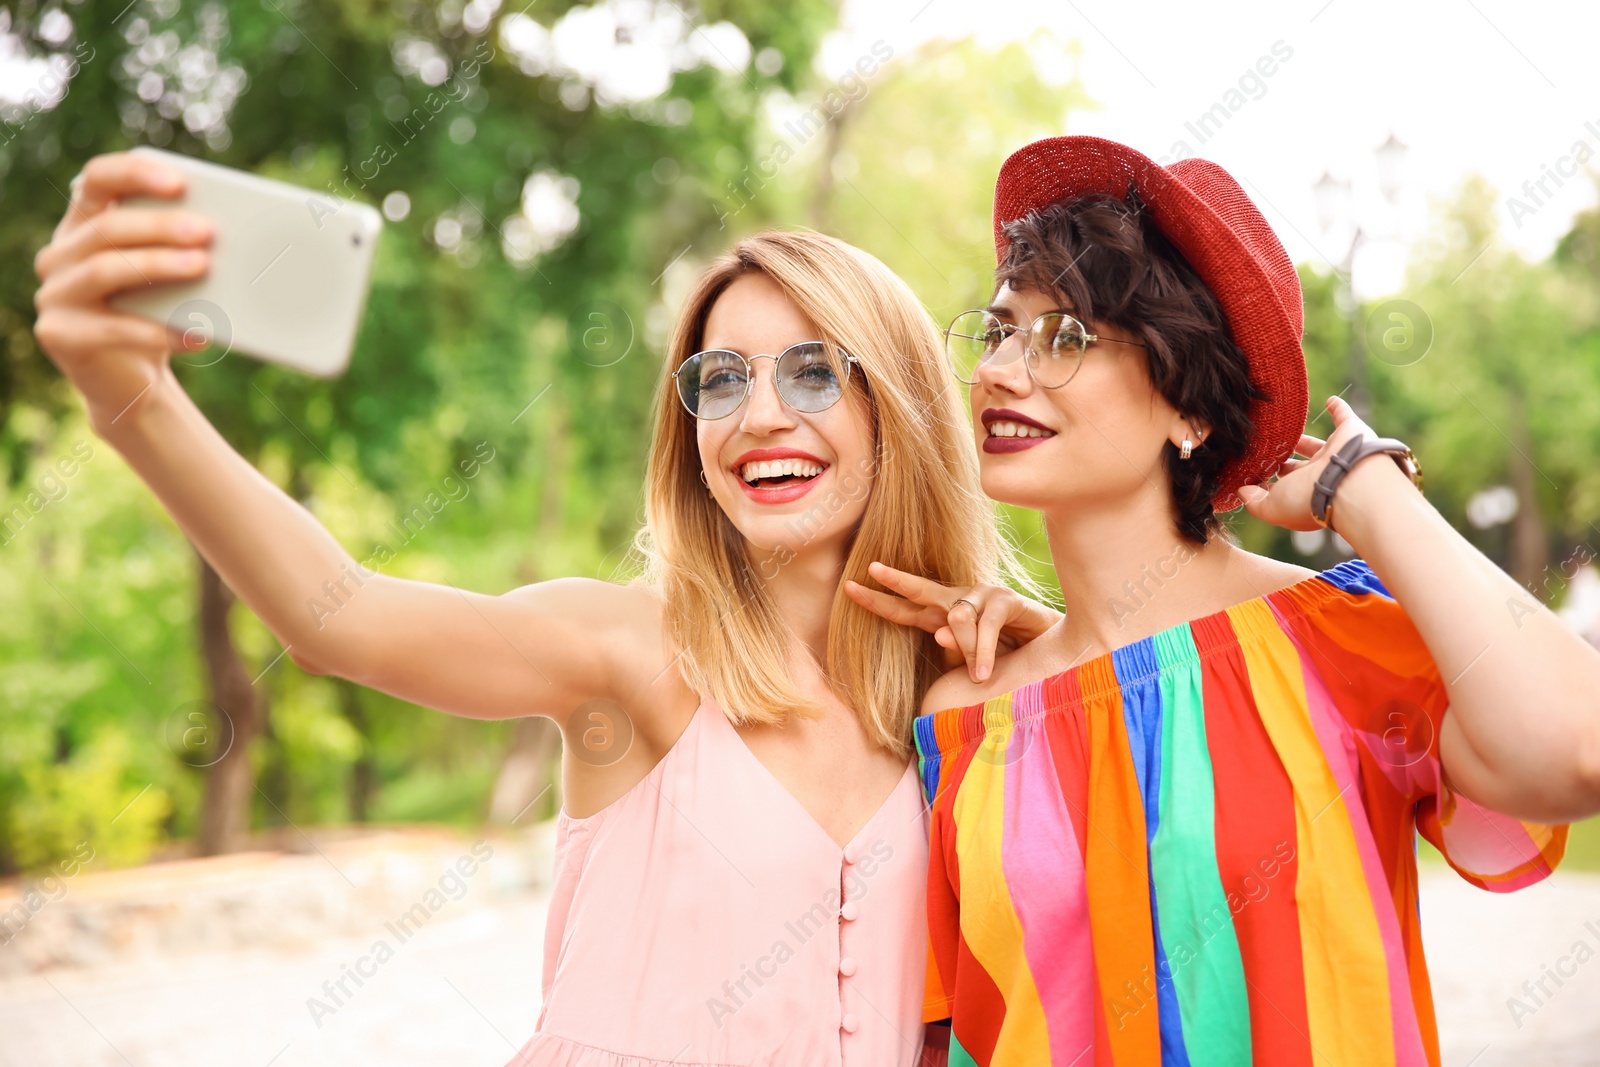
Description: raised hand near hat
xmin=1234 ymin=395 xmax=1415 ymax=532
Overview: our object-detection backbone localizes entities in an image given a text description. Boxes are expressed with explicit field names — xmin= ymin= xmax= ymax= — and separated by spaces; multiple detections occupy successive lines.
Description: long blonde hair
xmin=636 ymin=231 xmax=1026 ymax=757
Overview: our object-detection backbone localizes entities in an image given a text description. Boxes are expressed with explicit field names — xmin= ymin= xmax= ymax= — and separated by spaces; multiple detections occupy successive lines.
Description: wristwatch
xmin=1311 ymin=434 xmax=1423 ymax=530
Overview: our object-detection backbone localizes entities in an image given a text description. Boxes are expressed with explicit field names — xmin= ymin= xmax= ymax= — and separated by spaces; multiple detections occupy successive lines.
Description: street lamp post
xmin=1312 ymin=132 xmax=1408 ymax=423
xmin=1295 ymin=134 xmax=1408 ymax=564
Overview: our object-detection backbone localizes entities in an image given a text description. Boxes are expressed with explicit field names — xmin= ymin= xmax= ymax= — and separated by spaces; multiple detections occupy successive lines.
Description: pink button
xmin=841 ymin=1013 xmax=859 ymax=1033
xmin=842 ymin=842 xmax=860 ymax=864
xmin=839 ymin=956 xmax=857 ymax=977
xmin=839 ymin=901 xmax=860 ymax=921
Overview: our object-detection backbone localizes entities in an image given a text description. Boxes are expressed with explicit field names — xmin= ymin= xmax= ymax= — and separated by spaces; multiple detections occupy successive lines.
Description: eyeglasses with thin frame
xmin=944 ymin=308 xmax=1147 ymax=389
xmin=672 ymin=341 xmax=861 ymax=420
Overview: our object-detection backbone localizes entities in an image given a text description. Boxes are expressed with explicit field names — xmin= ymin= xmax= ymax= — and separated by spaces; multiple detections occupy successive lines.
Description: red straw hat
xmin=992 ymin=135 xmax=1308 ymax=514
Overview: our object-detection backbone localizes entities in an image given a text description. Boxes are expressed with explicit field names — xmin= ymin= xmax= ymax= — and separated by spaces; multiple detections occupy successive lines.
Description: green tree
xmin=1374 ymin=177 xmax=1600 ymax=593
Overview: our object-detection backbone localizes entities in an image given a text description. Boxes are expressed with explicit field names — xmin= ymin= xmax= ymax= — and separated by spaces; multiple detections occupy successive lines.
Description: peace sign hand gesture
xmin=845 ymin=561 xmax=1062 ymax=683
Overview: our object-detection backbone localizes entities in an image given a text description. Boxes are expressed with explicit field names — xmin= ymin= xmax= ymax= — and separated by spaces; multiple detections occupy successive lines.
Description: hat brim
xmin=993 ymin=136 xmax=1309 ymax=514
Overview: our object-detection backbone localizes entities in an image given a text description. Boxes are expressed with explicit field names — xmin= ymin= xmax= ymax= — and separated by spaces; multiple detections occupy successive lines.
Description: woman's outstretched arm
xmin=32 ymin=150 xmax=655 ymax=724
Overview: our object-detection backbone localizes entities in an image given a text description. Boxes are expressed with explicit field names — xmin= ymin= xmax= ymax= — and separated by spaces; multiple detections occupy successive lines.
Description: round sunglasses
xmin=673 ymin=341 xmax=861 ymax=420
xmin=945 ymin=308 xmax=1146 ymax=389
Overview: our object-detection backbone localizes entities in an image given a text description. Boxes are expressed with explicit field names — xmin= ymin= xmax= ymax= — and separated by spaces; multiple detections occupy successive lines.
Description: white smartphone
xmin=108 ymin=145 xmax=383 ymax=378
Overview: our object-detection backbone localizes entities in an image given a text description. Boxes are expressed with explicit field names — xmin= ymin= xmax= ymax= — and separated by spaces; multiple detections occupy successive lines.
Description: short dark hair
xmin=996 ymin=192 xmax=1267 ymax=544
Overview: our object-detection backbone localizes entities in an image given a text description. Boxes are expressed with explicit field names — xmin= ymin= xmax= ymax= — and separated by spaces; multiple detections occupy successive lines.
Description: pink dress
xmin=504 ymin=698 xmax=933 ymax=1067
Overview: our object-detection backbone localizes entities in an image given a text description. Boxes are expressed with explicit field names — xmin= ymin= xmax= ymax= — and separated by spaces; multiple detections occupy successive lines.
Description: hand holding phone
xmin=109 ymin=146 xmax=382 ymax=378
xmin=35 ymin=148 xmax=383 ymax=434
xmin=34 ymin=150 xmax=215 ymax=429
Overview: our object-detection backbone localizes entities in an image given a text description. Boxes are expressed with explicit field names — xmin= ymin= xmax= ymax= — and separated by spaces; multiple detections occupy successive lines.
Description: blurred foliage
xmin=7 ymin=728 xmax=171 ymax=870
xmin=816 ymin=33 xmax=1090 ymax=324
xmin=1 ymin=1 xmax=1598 ymax=872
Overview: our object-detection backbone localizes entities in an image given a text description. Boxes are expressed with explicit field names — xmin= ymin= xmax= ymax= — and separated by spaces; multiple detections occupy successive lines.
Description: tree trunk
xmin=339 ymin=680 xmax=375 ymax=822
xmin=1507 ymin=400 xmax=1549 ymax=594
xmin=807 ymin=98 xmax=858 ymax=231
xmin=488 ymin=717 xmax=562 ymax=825
xmin=196 ymin=553 xmax=268 ymax=855
xmin=537 ymin=405 xmax=566 ymax=553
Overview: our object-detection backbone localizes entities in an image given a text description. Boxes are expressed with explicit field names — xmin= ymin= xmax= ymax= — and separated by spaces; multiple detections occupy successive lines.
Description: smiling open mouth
xmin=737 ymin=457 xmax=828 ymax=490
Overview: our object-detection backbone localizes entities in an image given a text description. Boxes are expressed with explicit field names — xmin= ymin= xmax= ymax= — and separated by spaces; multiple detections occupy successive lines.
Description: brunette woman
xmin=858 ymin=136 xmax=1600 ymax=1066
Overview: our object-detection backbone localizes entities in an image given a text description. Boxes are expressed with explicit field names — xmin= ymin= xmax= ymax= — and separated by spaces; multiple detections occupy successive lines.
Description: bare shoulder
xmin=919 ymin=616 xmax=1078 ymax=718
xmin=500 ymin=578 xmax=673 ymax=691
xmin=502 ymin=576 xmax=663 ymax=626
xmin=921 ymin=668 xmax=983 ymax=718
xmin=921 ymin=659 xmax=1017 ymax=716
xmin=513 ymin=580 xmax=699 ymax=815
xmin=1229 ymin=550 xmax=1320 ymax=596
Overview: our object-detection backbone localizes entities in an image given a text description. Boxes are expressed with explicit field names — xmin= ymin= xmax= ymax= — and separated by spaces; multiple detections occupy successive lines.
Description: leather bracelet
xmin=1310 ymin=434 xmax=1423 ymax=530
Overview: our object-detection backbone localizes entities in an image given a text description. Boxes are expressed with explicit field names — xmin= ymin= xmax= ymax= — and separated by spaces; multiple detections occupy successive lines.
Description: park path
xmin=1 ymin=827 xmax=1597 ymax=1066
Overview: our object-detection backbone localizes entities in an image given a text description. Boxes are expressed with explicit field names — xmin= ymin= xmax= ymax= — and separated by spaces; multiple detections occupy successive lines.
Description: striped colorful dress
xmin=913 ymin=559 xmax=1568 ymax=1067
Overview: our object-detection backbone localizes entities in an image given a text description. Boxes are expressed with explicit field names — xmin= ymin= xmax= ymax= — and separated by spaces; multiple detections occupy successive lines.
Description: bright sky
xmin=6 ymin=0 xmax=1594 ymax=301
xmin=823 ymin=0 xmax=1600 ymax=298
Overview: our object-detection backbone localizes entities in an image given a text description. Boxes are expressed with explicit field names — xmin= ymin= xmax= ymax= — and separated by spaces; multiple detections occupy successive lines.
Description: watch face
xmin=1391 ymin=446 xmax=1416 ymax=478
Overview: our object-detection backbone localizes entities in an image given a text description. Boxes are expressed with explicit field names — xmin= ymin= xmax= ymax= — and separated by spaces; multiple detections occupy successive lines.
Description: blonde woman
xmin=31 ymin=152 xmax=1054 ymax=1067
